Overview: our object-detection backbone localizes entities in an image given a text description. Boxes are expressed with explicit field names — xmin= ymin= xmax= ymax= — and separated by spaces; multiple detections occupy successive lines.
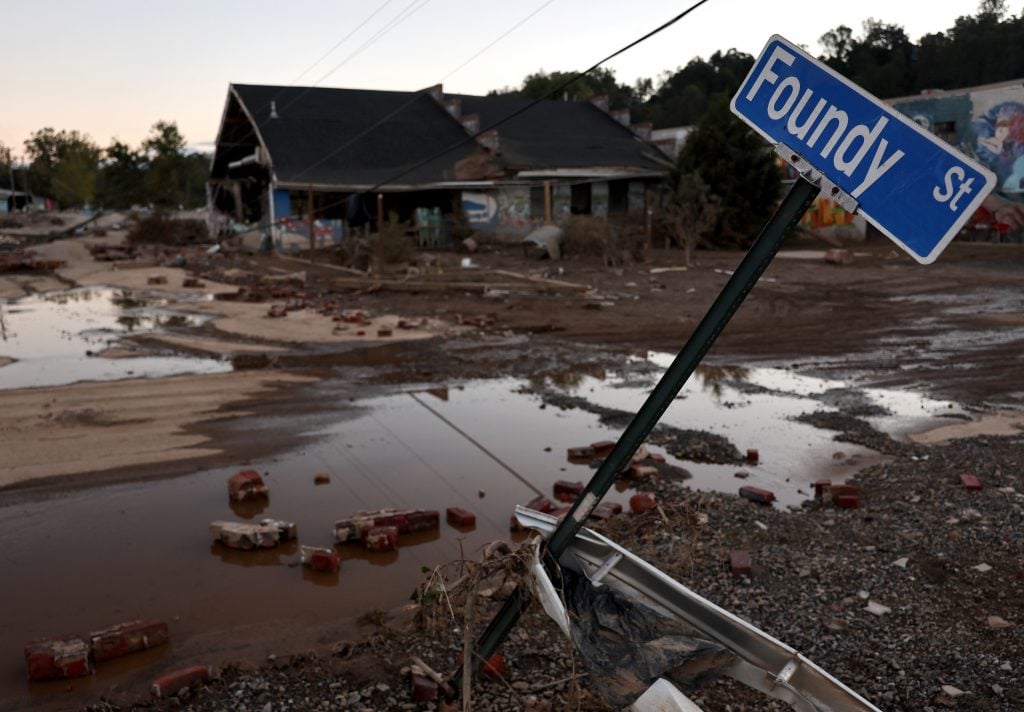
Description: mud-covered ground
xmin=3 ymin=226 xmax=1024 ymax=711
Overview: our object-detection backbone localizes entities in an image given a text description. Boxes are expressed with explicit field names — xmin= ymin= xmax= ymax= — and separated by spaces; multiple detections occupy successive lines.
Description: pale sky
xmin=0 ymin=0 xmax=1002 ymax=155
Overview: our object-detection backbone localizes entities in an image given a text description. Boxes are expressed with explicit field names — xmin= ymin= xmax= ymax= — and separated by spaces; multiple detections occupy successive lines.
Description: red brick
xmin=551 ymin=506 xmax=572 ymax=520
xmin=406 ymin=510 xmax=440 ymax=533
xmin=377 ymin=327 xmax=392 ymax=337
xmin=371 ymin=513 xmax=410 ymax=533
xmin=629 ymin=492 xmax=657 ymax=513
xmin=24 ymin=637 xmax=91 ymax=680
xmin=301 ymin=545 xmax=340 ymax=573
xmin=567 ymin=446 xmax=595 ymax=460
xmin=813 ymin=479 xmax=832 ymax=499
xmin=961 ymin=474 xmax=983 ymax=491
xmin=314 ymin=472 xmax=331 ymax=485
xmin=446 ymin=507 xmax=476 ymax=527
xmin=589 ymin=503 xmax=621 ymax=521
xmin=227 ymin=470 xmax=268 ymax=502
xmin=553 ymin=480 xmax=584 ymax=499
xmin=151 ymin=665 xmax=210 ymax=698
xmin=738 ymin=486 xmax=775 ymax=505
xmin=90 ymin=620 xmax=169 ymax=663
xmin=525 ymin=495 xmax=555 ymax=513
xmin=830 ymin=484 xmax=861 ymax=499
xmin=364 ymin=526 xmax=399 ymax=552
xmin=589 ymin=440 xmax=615 ymax=455
xmin=729 ymin=550 xmax=752 ymax=576
xmin=835 ymin=493 xmax=860 ymax=509
xmin=411 ymin=672 xmax=438 ymax=702
xmin=746 ymin=449 xmax=759 ymax=465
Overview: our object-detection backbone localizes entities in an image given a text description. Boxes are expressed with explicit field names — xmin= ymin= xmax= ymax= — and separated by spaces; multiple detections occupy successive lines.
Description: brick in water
xmin=746 ymin=449 xmax=759 ymax=465
xmin=90 ymin=620 xmax=169 ymax=663
xmin=300 ymin=545 xmax=340 ymax=573
xmin=567 ymin=446 xmax=595 ymax=460
xmin=364 ymin=526 xmax=399 ymax=552
xmin=553 ymin=480 xmax=584 ymax=499
xmin=371 ymin=512 xmax=411 ymax=534
xmin=589 ymin=440 xmax=615 ymax=455
xmin=227 ymin=470 xmax=268 ymax=502
xmin=24 ymin=637 xmax=92 ymax=680
xmin=411 ymin=672 xmax=438 ymax=702
xmin=210 ymin=521 xmax=282 ymax=550
xmin=730 ymin=550 xmax=752 ymax=576
xmin=260 ymin=518 xmax=297 ymax=541
xmin=406 ymin=510 xmax=440 ymax=533
xmin=525 ymin=495 xmax=556 ymax=513
xmin=629 ymin=492 xmax=657 ymax=514
xmin=961 ymin=474 xmax=983 ymax=491
xmin=739 ymin=486 xmax=775 ymax=505
xmin=151 ymin=665 xmax=210 ymax=698
xmin=446 ymin=507 xmax=476 ymax=527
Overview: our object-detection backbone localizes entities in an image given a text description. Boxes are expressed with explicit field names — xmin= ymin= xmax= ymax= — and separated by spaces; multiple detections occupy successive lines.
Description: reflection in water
xmin=302 ymin=566 xmax=340 ymax=587
xmin=529 ymin=362 xmax=607 ymax=390
xmin=695 ymin=364 xmax=750 ymax=399
xmin=0 ymin=286 xmax=228 ymax=388
xmin=229 ymin=498 xmax=269 ymax=520
xmin=209 ymin=539 xmax=300 ymax=567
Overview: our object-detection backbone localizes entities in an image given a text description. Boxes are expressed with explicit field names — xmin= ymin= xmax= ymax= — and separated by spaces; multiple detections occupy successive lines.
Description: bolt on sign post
xmin=461 ymin=34 xmax=996 ymax=688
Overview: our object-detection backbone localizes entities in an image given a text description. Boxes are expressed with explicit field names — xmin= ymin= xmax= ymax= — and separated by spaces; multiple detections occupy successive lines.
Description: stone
xmin=260 ymin=518 xmax=298 ymax=541
xmin=734 ymin=470 xmax=751 ymax=479
xmin=892 ymin=557 xmax=909 ymax=568
xmin=314 ymin=472 xmax=331 ymax=485
xmin=628 ymin=464 xmax=660 ymax=480
xmin=940 ymin=685 xmax=965 ymax=698
xmin=24 ymin=636 xmax=91 ymax=680
xmin=824 ymin=248 xmax=854 ymax=265
xmin=987 ymin=615 xmax=1012 ymax=629
xmin=151 ymin=665 xmax=210 ymax=698
xmin=410 ymin=673 xmax=438 ymax=702
xmin=865 ymin=601 xmax=892 ymax=616
xmin=745 ymin=448 xmax=759 ymax=465
xmin=90 ymin=620 xmax=169 ymax=662
xmin=824 ymin=618 xmax=849 ymax=632
xmin=973 ymin=563 xmax=993 ymax=573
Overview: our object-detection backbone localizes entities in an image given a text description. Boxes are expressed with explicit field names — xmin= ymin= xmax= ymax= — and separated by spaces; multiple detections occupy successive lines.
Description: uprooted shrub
xmin=126 ymin=211 xmax=209 ymax=245
xmin=561 ymin=215 xmax=645 ymax=265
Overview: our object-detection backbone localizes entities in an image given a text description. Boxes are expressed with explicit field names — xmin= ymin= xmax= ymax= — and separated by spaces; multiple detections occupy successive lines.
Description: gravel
xmin=107 ymin=418 xmax=1023 ymax=712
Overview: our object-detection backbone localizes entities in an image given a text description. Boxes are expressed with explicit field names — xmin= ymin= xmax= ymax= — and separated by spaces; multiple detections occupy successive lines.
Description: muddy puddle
xmin=0 ymin=357 xmax=968 ymax=707
xmin=0 ymin=287 xmax=230 ymax=389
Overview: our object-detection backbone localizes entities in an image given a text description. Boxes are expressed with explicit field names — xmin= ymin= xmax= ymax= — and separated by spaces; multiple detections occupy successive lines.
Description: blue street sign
xmin=732 ymin=35 xmax=996 ymax=264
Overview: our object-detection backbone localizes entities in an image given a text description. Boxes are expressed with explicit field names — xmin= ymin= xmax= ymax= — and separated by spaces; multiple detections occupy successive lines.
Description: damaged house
xmin=208 ymin=83 xmax=671 ymax=243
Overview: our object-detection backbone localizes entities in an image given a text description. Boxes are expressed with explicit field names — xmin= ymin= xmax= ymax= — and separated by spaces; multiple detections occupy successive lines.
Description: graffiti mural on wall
xmin=462 ymin=192 xmax=498 ymax=227
xmin=801 ymin=197 xmax=858 ymax=230
xmin=973 ymin=102 xmax=1024 ymax=196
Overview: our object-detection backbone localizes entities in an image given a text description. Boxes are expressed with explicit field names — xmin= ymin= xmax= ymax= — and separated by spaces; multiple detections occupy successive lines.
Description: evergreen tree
xmin=674 ymin=97 xmax=780 ymax=246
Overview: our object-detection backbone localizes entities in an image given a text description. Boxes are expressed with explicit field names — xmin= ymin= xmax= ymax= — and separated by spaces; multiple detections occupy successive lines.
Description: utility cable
xmin=288 ymin=0 xmax=399 ymax=85
xmin=287 ymin=0 xmax=557 ymax=183
xmin=408 ymin=392 xmax=543 ymax=496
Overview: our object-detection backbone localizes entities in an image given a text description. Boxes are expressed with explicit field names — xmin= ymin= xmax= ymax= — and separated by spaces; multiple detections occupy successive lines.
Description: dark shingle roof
xmin=233 ymin=84 xmax=476 ymax=188
xmin=226 ymin=84 xmax=668 ymax=188
xmin=454 ymin=94 xmax=668 ymax=171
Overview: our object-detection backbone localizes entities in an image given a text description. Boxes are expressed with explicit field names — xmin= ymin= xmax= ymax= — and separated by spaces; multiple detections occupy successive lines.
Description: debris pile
xmin=25 ymin=619 xmax=169 ymax=681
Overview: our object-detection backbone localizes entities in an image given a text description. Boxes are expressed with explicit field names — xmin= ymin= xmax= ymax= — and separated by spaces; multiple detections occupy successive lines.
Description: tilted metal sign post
xmin=462 ymin=34 xmax=994 ymax=705
xmin=732 ymin=35 xmax=995 ymax=264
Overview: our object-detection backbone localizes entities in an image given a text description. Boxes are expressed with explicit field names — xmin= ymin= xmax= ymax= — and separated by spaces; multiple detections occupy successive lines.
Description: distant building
xmin=888 ymin=79 xmax=1024 ymax=202
xmin=208 ymin=84 xmax=670 ymax=241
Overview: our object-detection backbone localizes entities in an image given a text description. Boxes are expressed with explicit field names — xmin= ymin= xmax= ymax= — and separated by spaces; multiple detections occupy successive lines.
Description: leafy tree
xmin=96 ymin=141 xmax=147 ymax=208
xmin=491 ymin=67 xmax=647 ymax=109
xmin=819 ymin=19 xmax=915 ymax=98
xmin=141 ymin=121 xmax=207 ymax=208
xmin=23 ymin=128 xmax=100 ymax=207
xmin=641 ymin=50 xmax=754 ymax=128
xmin=673 ymin=97 xmax=780 ymax=246
xmin=660 ymin=171 xmax=720 ymax=265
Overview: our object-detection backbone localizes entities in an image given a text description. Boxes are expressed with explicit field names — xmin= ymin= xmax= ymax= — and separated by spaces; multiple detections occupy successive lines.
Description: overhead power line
xmin=287 ymin=0 xmax=400 ymax=85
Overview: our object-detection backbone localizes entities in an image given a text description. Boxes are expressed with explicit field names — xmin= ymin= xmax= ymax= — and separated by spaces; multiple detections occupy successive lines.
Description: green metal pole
xmin=462 ymin=175 xmax=821 ymax=681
